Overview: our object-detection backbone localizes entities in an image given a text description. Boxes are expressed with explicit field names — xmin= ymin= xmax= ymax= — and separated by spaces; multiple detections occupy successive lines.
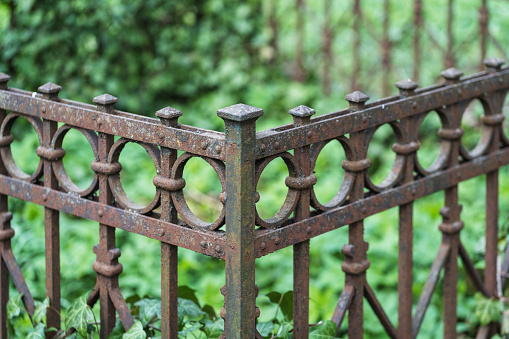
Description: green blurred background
xmin=2 ymin=0 xmax=509 ymax=337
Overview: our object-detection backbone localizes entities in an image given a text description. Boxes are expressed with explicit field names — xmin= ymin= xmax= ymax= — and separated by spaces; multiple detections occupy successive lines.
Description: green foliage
xmin=474 ymin=293 xmax=502 ymax=326
xmin=65 ymin=294 xmax=97 ymax=337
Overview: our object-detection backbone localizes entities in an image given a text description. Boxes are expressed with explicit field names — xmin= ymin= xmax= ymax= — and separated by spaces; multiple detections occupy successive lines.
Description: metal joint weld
xmin=481 ymin=114 xmax=505 ymax=126
xmin=342 ymin=158 xmax=371 ymax=172
xmin=392 ymin=141 xmax=420 ymax=155
xmin=0 ymin=135 xmax=14 ymax=148
xmin=153 ymin=175 xmax=186 ymax=191
xmin=439 ymin=220 xmax=464 ymax=234
xmin=341 ymin=259 xmax=370 ymax=275
xmin=285 ymin=174 xmax=317 ymax=190
xmin=36 ymin=146 xmax=66 ymax=161
xmin=91 ymin=161 xmax=122 ymax=176
xmin=438 ymin=128 xmax=464 ymax=140
xmin=92 ymin=260 xmax=123 ymax=277
xmin=0 ymin=228 xmax=15 ymax=241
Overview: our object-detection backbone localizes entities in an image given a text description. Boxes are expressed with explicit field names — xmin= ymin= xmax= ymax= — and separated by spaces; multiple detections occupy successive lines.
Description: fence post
xmin=343 ymin=91 xmax=371 ymax=339
xmin=0 ymin=73 xmax=10 ymax=339
xmin=155 ymin=107 xmax=182 ymax=338
xmin=394 ymin=79 xmax=419 ymax=338
xmin=440 ymin=67 xmax=464 ymax=339
xmin=218 ymin=104 xmax=262 ymax=338
xmin=38 ymin=82 xmax=63 ymax=337
xmin=289 ymin=105 xmax=315 ymax=338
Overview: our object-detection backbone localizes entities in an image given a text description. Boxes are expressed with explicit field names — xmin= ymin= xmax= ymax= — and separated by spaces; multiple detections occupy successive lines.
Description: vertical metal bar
xmin=289 ymin=105 xmax=315 ymax=338
xmin=483 ymin=58 xmax=505 ymax=298
xmin=155 ymin=107 xmax=182 ymax=338
xmin=93 ymin=95 xmax=119 ymax=338
xmin=445 ymin=0 xmax=455 ymax=68
xmin=413 ymin=0 xmax=422 ymax=82
xmin=351 ymin=0 xmax=362 ymax=91
xmin=440 ymin=68 xmax=464 ymax=339
xmin=343 ymin=91 xmax=370 ymax=339
xmin=479 ymin=0 xmax=488 ymax=70
xmin=218 ymin=104 xmax=263 ymax=338
xmin=294 ymin=0 xmax=305 ymax=82
xmin=322 ymin=0 xmax=332 ymax=96
xmin=38 ymin=82 xmax=63 ymax=337
xmin=0 ymin=74 xmax=10 ymax=339
xmin=394 ymin=79 xmax=419 ymax=338
xmin=382 ymin=0 xmax=391 ymax=97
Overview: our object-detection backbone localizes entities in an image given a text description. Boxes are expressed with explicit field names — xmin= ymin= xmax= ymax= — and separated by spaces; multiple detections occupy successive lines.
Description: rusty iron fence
xmin=0 ymin=57 xmax=509 ymax=338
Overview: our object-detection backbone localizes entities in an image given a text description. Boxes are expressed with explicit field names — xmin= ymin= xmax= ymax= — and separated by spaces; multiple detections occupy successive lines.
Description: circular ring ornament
xmin=255 ymin=152 xmax=300 ymax=229
xmin=414 ymin=110 xmax=451 ymax=176
xmin=170 ymin=153 xmax=226 ymax=231
xmin=51 ymin=125 xmax=99 ymax=197
xmin=0 ymin=113 xmax=43 ymax=182
xmin=459 ymin=97 xmax=493 ymax=161
xmin=309 ymin=136 xmax=355 ymax=212
xmin=108 ymin=138 xmax=161 ymax=214
xmin=364 ymin=122 xmax=405 ymax=193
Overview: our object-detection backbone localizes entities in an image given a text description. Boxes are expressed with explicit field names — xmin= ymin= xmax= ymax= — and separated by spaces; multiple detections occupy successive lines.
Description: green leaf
xmin=33 ymin=297 xmax=50 ymax=324
xmin=264 ymin=291 xmax=293 ymax=321
xmin=122 ymin=320 xmax=147 ymax=339
xmin=256 ymin=320 xmax=274 ymax=337
xmin=502 ymin=309 xmax=509 ymax=335
xmin=203 ymin=319 xmax=224 ymax=338
xmin=178 ymin=298 xmax=206 ymax=319
xmin=64 ymin=294 xmax=94 ymax=338
xmin=26 ymin=323 xmax=45 ymax=339
xmin=7 ymin=293 xmax=24 ymax=319
xmin=177 ymin=286 xmax=200 ymax=306
xmin=474 ymin=294 xmax=502 ymax=326
xmin=135 ymin=299 xmax=161 ymax=326
xmin=108 ymin=319 xmax=126 ymax=339
xmin=309 ymin=320 xmax=337 ymax=339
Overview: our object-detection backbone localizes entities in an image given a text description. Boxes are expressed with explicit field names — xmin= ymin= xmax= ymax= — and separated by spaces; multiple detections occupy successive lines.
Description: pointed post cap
xmin=395 ymin=79 xmax=419 ymax=91
xmin=345 ymin=91 xmax=369 ymax=111
xmin=0 ymin=73 xmax=11 ymax=90
xmin=93 ymin=93 xmax=118 ymax=106
xmin=484 ymin=57 xmax=505 ymax=72
xmin=441 ymin=67 xmax=463 ymax=83
xmin=156 ymin=106 xmax=182 ymax=120
xmin=395 ymin=79 xmax=419 ymax=97
xmin=38 ymin=82 xmax=62 ymax=94
xmin=289 ymin=105 xmax=315 ymax=118
xmin=217 ymin=103 xmax=263 ymax=122
xmin=0 ymin=73 xmax=11 ymax=84
xmin=38 ymin=82 xmax=62 ymax=100
xmin=156 ymin=106 xmax=182 ymax=127
xmin=93 ymin=94 xmax=118 ymax=113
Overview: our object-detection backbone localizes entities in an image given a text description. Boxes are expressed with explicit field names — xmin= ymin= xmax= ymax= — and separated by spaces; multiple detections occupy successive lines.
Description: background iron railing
xmin=0 ymin=58 xmax=508 ymax=338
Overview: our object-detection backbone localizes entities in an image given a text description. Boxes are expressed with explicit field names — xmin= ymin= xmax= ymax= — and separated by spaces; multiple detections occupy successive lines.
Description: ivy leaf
xmin=7 ymin=293 xmax=24 ymax=319
xmin=502 ymin=310 xmax=509 ymax=335
xmin=203 ymin=319 xmax=224 ymax=338
xmin=256 ymin=321 xmax=274 ymax=337
xmin=178 ymin=298 xmax=206 ymax=319
xmin=177 ymin=286 xmax=200 ymax=306
xmin=309 ymin=320 xmax=337 ymax=339
xmin=108 ymin=319 xmax=126 ymax=339
xmin=264 ymin=291 xmax=293 ymax=321
xmin=134 ymin=299 xmax=161 ymax=326
xmin=26 ymin=323 xmax=45 ymax=339
xmin=178 ymin=321 xmax=202 ymax=337
xmin=64 ymin=294 xmax=95 ymax=338
xmin=33 ymin=297 xmax=50 ymax=324
xmin=474 ymin=294 xmax=502 ymax=326
xmin=122 ymin=320 xmax=147 ymax=339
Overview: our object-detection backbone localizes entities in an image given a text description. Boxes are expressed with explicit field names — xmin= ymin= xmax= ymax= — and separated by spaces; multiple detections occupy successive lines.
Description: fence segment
xmin=0 ymin=60 xmax=508 ymax=338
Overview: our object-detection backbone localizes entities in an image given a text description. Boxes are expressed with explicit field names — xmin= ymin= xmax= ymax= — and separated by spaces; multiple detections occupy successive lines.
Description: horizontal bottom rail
xmin=256 ymin=147 xmax=509 ymax=256
xmin=0 ymin=176 xmax=226 ymax=259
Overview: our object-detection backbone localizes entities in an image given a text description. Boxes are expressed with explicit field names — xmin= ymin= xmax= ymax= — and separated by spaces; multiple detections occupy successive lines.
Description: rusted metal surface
xmin=0 ymin=58 xmax=508 ymax=338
